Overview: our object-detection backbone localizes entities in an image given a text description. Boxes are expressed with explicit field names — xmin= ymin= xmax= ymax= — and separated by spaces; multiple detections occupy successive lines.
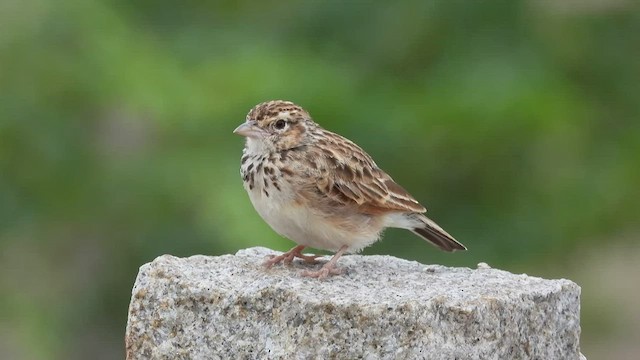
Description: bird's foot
xmin=263 ymin=252 xmax=294 ymax=268
xmin=300 ymin=245 xmax=349 ymax=279
xmin=263 ymin=245 xmax=321 ymax=268
xmin=289 ymin=252 xmax=322 ymax=265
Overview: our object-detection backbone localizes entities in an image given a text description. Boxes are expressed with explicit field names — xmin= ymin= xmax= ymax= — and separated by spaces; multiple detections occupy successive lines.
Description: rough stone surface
xmin=126 ymin=247 xmax=584 ymax=360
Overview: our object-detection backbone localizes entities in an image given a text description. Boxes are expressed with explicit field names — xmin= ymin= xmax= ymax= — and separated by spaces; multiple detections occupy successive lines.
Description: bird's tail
xmin=410 ymin=215 xmax=467 ymax=252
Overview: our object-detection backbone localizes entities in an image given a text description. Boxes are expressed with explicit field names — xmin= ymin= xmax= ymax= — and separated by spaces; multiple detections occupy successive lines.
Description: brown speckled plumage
xmin=234 ymin=100 xmax=465 ymax=278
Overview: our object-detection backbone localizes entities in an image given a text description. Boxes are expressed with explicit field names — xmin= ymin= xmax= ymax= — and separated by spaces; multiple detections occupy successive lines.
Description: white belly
xmin=245 ymin=178 xmax=380 ymax=252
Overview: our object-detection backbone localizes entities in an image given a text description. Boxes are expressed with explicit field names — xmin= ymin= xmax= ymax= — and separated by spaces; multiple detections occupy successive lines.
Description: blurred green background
xmin=1 ymin=0 xmax=639 ymax=358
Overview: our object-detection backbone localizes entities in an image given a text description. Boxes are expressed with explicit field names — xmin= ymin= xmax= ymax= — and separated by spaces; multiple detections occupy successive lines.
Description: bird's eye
xmin=274 ymin=119 xmax=287 ymax=130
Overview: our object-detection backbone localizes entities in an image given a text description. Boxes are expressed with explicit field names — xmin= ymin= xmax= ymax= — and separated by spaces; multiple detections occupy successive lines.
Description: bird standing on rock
xmin=234 ymin=100 xmax=466 ymax=279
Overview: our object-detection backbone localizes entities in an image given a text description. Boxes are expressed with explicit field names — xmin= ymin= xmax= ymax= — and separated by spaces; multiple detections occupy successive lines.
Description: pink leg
xmin=263 ymin=245 xmax=321 ymax=268
xmin=301 ymin=245 xmax=349 ymax=279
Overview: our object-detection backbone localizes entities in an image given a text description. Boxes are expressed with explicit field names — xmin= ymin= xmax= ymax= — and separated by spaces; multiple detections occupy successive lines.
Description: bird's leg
xmin=263 ymin=245 xmax=321 ymax=268
xmin=301 ymin=245 xmax=349 ymax=279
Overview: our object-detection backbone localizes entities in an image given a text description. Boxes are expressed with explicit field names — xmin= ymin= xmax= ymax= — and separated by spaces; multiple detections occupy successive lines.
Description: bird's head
xmin=234 ymin=100 xmax=313 ymax=152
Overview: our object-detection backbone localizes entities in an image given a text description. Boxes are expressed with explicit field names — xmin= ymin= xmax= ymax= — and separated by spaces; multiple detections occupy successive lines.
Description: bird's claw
xmin=263 ymin=248 xmax=322 ymax=268
xmin=295 ymin=253 xmax=322 ymax=264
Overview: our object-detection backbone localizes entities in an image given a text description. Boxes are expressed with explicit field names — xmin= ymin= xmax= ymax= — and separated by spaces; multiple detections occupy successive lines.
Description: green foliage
xmin=1 ymin=0 xmax=639 ymax=358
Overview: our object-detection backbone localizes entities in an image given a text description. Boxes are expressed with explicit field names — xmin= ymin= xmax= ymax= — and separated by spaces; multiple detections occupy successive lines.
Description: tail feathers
xmin=411 ymin=216 xmax=466 ymax=252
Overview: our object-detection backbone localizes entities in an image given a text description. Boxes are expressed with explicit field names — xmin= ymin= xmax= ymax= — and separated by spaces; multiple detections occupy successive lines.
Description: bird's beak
xmin=233 ymin=120 xmax=265 ymax=138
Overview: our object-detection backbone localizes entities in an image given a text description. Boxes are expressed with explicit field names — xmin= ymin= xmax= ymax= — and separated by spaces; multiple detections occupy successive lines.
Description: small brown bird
xmin=234 ymin=100 xmax=466 ymax=279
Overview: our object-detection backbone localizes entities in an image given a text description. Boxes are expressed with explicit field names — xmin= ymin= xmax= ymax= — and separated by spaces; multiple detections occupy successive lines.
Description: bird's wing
xmin=307 ymin=132 xmax=426 ymax=214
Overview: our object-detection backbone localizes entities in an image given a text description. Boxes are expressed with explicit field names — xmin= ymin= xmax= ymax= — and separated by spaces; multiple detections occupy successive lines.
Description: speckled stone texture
xmin=125 ymin=247 xmax=584 ymax=360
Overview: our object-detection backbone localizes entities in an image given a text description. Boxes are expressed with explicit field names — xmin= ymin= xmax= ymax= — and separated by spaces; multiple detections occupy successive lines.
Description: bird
xmin=233 ymin=100 xmax=466 ymax=279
